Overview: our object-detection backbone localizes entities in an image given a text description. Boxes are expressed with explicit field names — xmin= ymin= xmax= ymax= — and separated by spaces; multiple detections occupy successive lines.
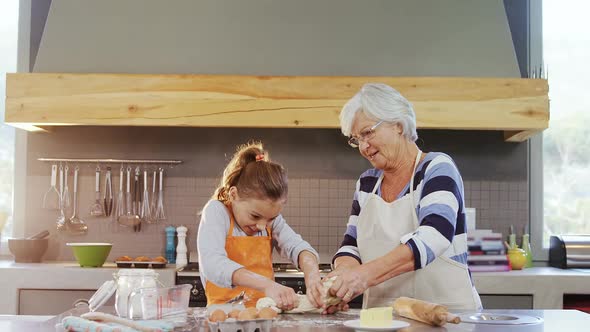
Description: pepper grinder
xmin=176 ymin=225 xmax=188 ymax=269
xmin=165 ymin=226 xmax=176 ymax=264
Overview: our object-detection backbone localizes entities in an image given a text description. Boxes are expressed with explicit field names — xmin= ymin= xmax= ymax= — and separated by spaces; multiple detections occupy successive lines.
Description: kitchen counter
xmin=1 ymin=309 xmax=589 ymax=332
xmin=2 ymin=261 xmax=589 ymax=314
xmin=471 ymin=267 xmax=590 ymax=309
xmin=0 ymin=261 xmax=177 ymax=315
xmin=180 ymin=267 xmax=590 ymax=309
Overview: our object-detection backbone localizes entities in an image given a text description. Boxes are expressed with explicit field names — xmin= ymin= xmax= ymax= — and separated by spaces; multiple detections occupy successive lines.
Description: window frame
xmin=529 ymin=0 xmax=550 ymax=261
xmin=0 ymin=0 xmax=30 ymax=255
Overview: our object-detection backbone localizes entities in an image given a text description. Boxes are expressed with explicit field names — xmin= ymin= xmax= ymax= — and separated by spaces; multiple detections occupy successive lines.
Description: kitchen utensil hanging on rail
xmin=68 ymin=166 xmax=88 ymax=235
xmin=118 ymin=166 xmax=139 ymax=228
xmin=42 ymin=164 xmax=60 ymax=210
xmin=140 ymin=169 xmax=154 ymax=224
xmin=56 ymin=165 xmax=66 ymax=231
xmin=154 ymin=167 xmax=166 ymax=221
xmin=62 ymin=165 xmax=71 ymax=215
xmin=112 ymin=166 xmax=125 ymax=223
xmin=89 ymin=166 xmax=104 ymax=216
xmin=133 ymin=166 xmax=141 ymax=232
xmin=103 ymin=167 xmax=113 ymax=217
xmin=38 ymin=158 xmax=182 ymax=232
xmin=150 ymin=169 xmax=157 ymax=217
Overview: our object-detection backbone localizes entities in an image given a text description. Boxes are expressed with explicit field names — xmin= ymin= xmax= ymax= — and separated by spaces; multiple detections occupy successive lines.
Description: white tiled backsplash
xmin=28 ymin=173 xmax=528 ymax=264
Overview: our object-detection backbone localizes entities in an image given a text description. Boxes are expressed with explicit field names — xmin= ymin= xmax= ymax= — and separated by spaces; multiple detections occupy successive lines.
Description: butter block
xmin=360 ymin=307 xmax=393 ymax=327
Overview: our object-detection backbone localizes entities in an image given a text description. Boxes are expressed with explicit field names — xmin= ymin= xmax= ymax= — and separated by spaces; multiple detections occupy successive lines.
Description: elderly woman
xmin=326 ymin=83 xmax=482 ymax=311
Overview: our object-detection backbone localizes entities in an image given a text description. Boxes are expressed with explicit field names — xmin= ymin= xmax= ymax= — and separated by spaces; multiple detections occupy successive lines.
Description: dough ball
xmin=209 ymin=309 xmax=227 ymax=322
xmin=258 ymin=307 xmax=278 ymax=319
xmin=228 ymin=309 xmax=241 ymax=319
xmin=238 ymin=308 xmax=257 ymax=320
xmin=256 ymin=297 xmax=282 ymax=313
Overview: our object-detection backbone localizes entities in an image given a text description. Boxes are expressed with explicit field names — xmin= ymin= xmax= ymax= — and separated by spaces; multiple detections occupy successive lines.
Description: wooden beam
xmin=504 ymin=130 xmax=542 ymax=142
xmin=5 ymin=73 xmax=549 ymax=141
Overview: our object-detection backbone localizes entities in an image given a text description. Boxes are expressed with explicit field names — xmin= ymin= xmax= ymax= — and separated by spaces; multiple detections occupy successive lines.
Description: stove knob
xmin=297 ymin=290 xmax=303 ymax=295
xmin=192 ymin=287 xmax=200 ymax=296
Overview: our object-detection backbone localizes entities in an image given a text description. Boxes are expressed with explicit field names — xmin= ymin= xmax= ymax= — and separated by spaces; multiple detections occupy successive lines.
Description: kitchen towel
xmin=62 ymin=315 xmax=175 ymax=332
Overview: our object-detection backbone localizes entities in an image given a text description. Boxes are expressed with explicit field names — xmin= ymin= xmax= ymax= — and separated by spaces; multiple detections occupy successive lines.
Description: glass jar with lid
xmin=114 ymin=269 xmax=159 ymax=318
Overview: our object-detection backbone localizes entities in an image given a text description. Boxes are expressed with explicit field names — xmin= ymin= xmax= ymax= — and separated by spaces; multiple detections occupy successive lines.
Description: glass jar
xmin=114 ymin=269 xmax=159 ymax=318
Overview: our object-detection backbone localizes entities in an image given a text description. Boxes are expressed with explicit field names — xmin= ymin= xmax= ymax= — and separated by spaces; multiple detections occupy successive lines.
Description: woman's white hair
xmin=339 ymin=83 xmax=418 ymax=142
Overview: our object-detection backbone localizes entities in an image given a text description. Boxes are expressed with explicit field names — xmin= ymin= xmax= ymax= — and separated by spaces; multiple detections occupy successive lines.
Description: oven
xmin=176 ymin=263 xmax=362 ymax=308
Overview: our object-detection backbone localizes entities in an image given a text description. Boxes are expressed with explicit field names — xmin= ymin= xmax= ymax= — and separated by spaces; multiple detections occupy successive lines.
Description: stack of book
xmin=467 ymin=230 xmax=510 ymax=272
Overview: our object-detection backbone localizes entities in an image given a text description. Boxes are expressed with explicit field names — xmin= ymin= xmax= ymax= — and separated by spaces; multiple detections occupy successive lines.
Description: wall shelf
xmin=5 ymin=73 xmax=549 ymax=142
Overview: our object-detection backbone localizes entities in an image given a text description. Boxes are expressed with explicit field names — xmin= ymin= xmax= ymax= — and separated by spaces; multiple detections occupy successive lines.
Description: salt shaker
xmin=176 ymin=225 xmax=188 ymax=269
xmin=165 ymin=225 xmax=176 ymax=263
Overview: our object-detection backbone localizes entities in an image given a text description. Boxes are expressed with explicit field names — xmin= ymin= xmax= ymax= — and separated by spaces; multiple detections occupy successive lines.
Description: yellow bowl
xmin=508 ymin=248 xmax=527 ymax=270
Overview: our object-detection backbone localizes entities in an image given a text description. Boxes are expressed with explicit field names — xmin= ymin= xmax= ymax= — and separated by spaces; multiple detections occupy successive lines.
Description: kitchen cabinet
xmin=18 ymin=289 xmax=110 ymax=315
xmin=4 ymin=73 xmax=548 ymax=142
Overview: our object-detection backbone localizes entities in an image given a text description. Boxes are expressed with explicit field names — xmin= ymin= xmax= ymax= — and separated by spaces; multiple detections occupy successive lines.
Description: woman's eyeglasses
xmin=348 ymin=121 xmax=384 ymax=148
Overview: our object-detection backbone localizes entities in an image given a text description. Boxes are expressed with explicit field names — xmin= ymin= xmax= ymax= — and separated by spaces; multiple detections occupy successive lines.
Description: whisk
xmin=150 ymin=169 xmax=157 ymax=217
xmin=140 ymin=169 xmax=155 ymax=224
xmin=154 ymin=167 xmax=166 ymax=221
xmin=62 ymin=165 xmax=71 ymax=213
xmin=112 ymin=166 xmax=125 ymax=223
xmin=56 ymin=165 xmax=66 ymax=231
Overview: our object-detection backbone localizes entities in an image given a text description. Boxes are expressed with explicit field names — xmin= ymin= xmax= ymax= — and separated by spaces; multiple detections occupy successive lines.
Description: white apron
xmin=357 ymin=151 xmax=482 ymax=310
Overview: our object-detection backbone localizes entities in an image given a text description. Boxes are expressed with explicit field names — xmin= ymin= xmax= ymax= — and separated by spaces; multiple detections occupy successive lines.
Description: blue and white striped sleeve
xmin=332 ymin=179 xmax=362 ymax=264
xmin=403 ymin=154 xmax=464 ymax=270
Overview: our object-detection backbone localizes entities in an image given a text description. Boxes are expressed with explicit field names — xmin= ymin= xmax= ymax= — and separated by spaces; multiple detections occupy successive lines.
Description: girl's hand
xmin=264 ymin=282 xmax=299 ymax=311
xmin=304 ymin=271 xmax=324 ymax=309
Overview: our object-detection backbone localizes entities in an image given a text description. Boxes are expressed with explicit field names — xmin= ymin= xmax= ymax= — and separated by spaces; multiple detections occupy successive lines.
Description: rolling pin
xmin=392 ymin=297 xmax=461 ymax=326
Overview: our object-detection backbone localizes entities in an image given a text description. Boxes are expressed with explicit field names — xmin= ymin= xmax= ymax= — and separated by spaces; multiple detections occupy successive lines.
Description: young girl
xmin=197 ymin=142 xmax=324 ymax=310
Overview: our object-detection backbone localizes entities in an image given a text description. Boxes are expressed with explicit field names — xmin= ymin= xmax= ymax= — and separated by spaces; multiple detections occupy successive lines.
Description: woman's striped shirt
xmin=333 ymin=152 xmax=470 ymax=271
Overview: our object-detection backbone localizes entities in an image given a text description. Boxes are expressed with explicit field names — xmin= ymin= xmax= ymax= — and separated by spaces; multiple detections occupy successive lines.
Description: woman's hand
xmin=264 ymin=282 xmax=299 ymax=311
xmin=326 ymin=265 xmax=371 ymax=304
xmin=304 ymin=271 xmax=324 ymax=309
xmin=323 ymin=301 xmax=350 ymax=315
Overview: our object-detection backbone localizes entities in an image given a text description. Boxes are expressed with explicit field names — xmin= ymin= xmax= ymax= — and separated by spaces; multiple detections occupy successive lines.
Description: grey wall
xmin=19 ymin=0 xmax=528 ymax=262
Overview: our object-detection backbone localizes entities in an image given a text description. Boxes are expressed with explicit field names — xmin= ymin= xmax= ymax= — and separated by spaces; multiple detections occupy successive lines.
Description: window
xmin=541 ymin=1 xmax=590 ymax=246
xmin=0 ymin=0 xmax=18 ymax=241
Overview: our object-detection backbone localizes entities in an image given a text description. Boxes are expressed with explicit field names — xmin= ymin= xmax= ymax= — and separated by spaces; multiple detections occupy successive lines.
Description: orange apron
xmin=205 ymin=204 xmax=274 ymax=307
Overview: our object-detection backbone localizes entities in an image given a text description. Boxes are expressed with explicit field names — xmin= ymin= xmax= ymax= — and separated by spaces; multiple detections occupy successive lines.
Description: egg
xmin=246 ymin=307 xmax=259 ymax=317
xmin=209 ymin=309 xmax=227 ymax=322
xmin=228 ymin=309 xmax=241 ymax=319
xmin=258 ymin=307 xmax=278 ymax=319
xmin=237 ymin=308 xmax=257 ymax=320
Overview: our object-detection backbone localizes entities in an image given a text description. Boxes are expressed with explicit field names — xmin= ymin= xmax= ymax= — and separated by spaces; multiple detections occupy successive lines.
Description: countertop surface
xmin=1 ymin=309 xmax=590 ymax=332
xmin=2 ymin=262 xmax=590 ymax=314
xmin=0 ymin=261 xmax=177 ymax=315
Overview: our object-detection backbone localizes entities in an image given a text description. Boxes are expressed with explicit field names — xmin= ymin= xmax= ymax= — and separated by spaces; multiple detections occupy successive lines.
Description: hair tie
xmin=255 ymin=153 xmax=265 ymax=162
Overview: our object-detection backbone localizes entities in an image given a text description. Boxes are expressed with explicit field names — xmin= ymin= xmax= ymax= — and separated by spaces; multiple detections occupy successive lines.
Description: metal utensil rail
xmin=38 ymin=158 xmax=182 ymax=165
